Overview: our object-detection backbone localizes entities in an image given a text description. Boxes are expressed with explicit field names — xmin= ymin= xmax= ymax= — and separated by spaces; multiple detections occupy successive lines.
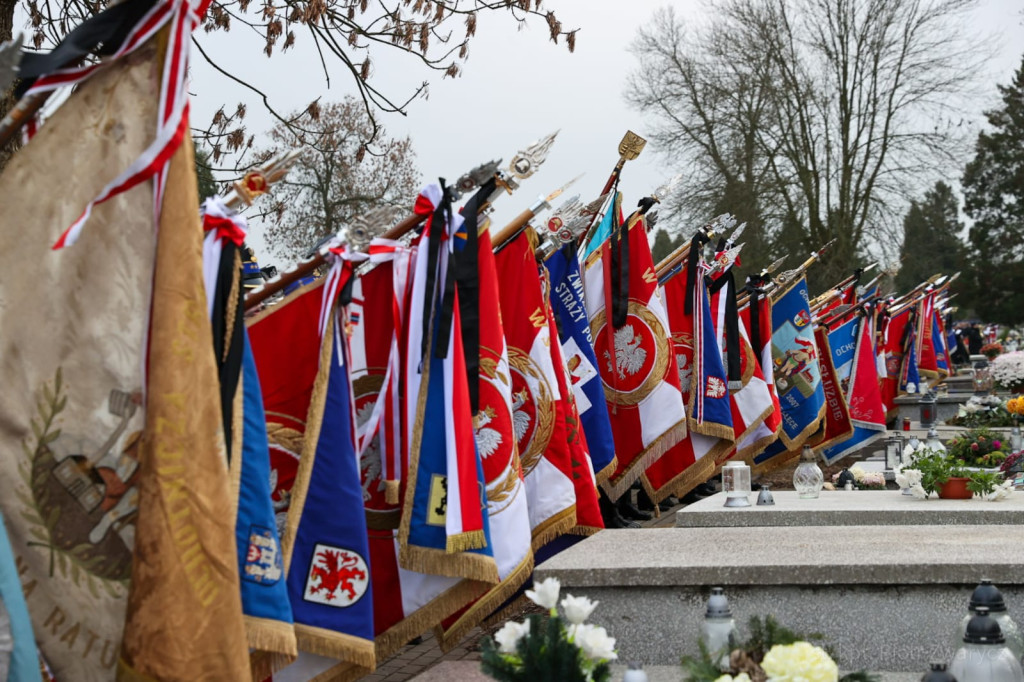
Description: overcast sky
xmin=181 ymin=0 xmax=1024 ymax=268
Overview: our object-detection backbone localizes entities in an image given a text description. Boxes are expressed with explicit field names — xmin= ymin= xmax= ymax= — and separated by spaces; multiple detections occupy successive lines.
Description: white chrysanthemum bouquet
xmin=481 ymin=578 xmax=616 ymax=682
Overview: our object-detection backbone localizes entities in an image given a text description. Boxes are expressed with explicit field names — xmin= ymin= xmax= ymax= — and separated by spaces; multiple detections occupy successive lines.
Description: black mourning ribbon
xmin=420 ymin=179 xmax=452 ymax=365
xmin=15 ymin=0 xmax=157 ymax=97
xmin=744 ymin=276 xmax=766 ymax=353
xmin=710 ymin=269 xmax=742 ymax=386
xmin=453 ymin=177 xmax=496 ymax=414
xmin=211 ymin=244 xmax=244 ymax=462
xmin=609 ymin=209 xmax=631 ymax=329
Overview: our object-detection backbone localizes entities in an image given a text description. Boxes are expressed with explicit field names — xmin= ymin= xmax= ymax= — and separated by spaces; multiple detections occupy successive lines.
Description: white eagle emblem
xmin=473 ymin=406 xmax=503 ymax=459
xmin=705 ymin=376 xmax=726 ymax=399
xmin=604 ymin=323 xmax=647 ymax=380
xmin=676 ymin=353 xmax=692 ymax=393
xmin=268 ymin=468 xmax=290 ymax=539
xmin=511 ymin=389 xmax=531 ymax=442
xmin=356 ymin=402 xmax=384 ymax=502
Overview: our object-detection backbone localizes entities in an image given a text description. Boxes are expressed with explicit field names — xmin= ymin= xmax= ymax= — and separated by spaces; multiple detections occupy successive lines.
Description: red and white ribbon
xmin=200 ymin=196 xmax=247 ymax=319
xmin=318 ymin=239 xmax=368 ymax=339
xmin=48 ymin=0 xmax=211 ymax=249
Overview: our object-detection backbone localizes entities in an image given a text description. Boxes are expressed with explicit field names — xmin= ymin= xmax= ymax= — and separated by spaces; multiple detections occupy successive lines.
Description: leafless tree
xmin=629 ymin=0 xmax=985 ymax=289
xmin=253 ymin=96 xmax=420 ymax=261
xmin=1 ymin=0 xmax=576 ymax=172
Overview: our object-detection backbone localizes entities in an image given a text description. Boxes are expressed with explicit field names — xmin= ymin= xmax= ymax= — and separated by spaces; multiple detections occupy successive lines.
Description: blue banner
xmin=753 ymin=278 xmax=825 ymax=466
xmin=581 ymin=192 xmax=619 ymax=261
xmin=828 ymin=317 xmax=859 ymax=384
xmin=546 ymin=245 xmax=617 ymax=479
xmin=691 ymin=277 xmax=733 ymax=438
xmin=0 ymin=510 xmax=40 ymax=682
xmin=286 ymin=320 xmax=375 ymax=666
xmin=236 ymin=332 xmax=294 ymax=639
xmin=934 ymin=316 xmax=950 ymax=375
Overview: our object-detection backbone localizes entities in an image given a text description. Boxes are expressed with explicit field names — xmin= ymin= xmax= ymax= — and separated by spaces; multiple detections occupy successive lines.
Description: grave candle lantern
xmin=722 ymin=461 xmax=751 ymax=508
xmin=919 ymin=390 xmax=938 ymax=429
xmin=950 ymin=606 xmax=1024 ymax=682
xmin=886 ymin=433 xmax=905 ymax=470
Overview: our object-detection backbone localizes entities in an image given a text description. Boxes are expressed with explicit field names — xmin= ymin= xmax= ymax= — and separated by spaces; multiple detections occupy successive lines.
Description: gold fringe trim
xmin=399 ymin=543 xmax=500 ymax=584
xmin=567 ymin=524 xmax=603 ymax=537
xmin=600 ymin=418 xmax=687 ymax=501
xmin=739 ymin=428 xmax=783 ymax=469
xmin=384 ymin=479 xmax=400 ymax=505
xmin=593 ymin=455 xmax=618 ymax=487
xmin=116 ymin=659 xmax=159 ymax=682
xmin=280 ymin=315 xmax=336 ymax=571
xmin=295 ymin=623 xmax=377 ymax=671
xmin=530 ymin=504 xmax=577 ymax=553
xmin=813 ymin=421 xmax=855 ymax=454
xmin=777 ymin=402 xmax=826 ymax=452
xmin=433 ymin=552 xmax=535 ymax=653
xmin=244 ymin=277 xmax=325 ymax=328
xmin=751 ymin=446 xmax=802 ymax=477
xmin=446 ymin=529 xmax=487 ymax=553
xmin=687 ymin=415 xmax=736 ymax=442
xmin=223 ymin=251 xmax=241 ymax=362
xmin=375 ymin=580 xmax=491 ymax=661
xmin=227 ymin=372 xmax=245 ymax=522
xmin=481 ymin=593 xmax=531 ymax=631
xmin=245 ymin=615 xmax=298 ymax=659
xmin=711 ymin=401 xmax=776 ymax=472
xmin=639 ymin=437 xmax=727 ymax=505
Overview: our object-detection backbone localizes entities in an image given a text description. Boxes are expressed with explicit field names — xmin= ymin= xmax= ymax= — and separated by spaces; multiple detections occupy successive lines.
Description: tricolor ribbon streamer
xmin=318 ymin=240 xmax=368 ymax=339
xmin=41 ymin=0 xmax=212 ymax=249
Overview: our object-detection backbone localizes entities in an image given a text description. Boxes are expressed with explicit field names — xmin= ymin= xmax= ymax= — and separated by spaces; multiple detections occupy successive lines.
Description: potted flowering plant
xmin=981 ymin=342 xmax=1004 ymax=360
xmin=481 ymin=578 xmax=616 ymax=682
xmin=946 ymin=427 xmax=1010 ymax=468
xmin=991 ymin=351 xmax=1024 ymax=393
xmin=896 ymin=450 xmax=1014 ymax=500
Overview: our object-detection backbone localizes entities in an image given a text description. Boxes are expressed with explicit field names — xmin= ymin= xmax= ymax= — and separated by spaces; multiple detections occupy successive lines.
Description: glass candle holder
xmin=722 ymin=461 xmax=751 ymax=508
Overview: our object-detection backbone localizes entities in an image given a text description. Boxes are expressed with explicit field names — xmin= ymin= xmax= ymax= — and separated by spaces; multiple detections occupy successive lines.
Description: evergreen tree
xmin=194 ymin=147 xmax=218 ymax=202
xmin=962 ymin=55 xmax=1024 ymax=325
xmin=651 ymin=229 xmax=685 ymax=265
xmin=895 ymin=181 xmax=966 ymax=293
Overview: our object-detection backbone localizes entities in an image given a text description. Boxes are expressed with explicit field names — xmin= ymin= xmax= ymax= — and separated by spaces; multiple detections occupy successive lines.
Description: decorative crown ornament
xmin=617 ymin=130 xmax=647 ymax=160
xmin=226 ymin=148 xmax=302 ymax=208
xmin=508 ymin=131 xmax=559 ymax=180
xmin=0 ymin=33 xmax=23 ymax=94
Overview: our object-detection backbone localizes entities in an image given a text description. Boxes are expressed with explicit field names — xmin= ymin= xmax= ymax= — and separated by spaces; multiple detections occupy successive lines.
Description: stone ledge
xmin=676 ymin=490 xmax=1024 ymax=528
xmin=534 ymin=525 xmax=1022 ymax=587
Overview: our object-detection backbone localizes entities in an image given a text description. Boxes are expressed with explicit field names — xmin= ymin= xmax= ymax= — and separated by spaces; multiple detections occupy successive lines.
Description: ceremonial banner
xmin=752 ymin=277 xmax=825 ymax=472
xmin=823 ymin=316 xmax=887 ymax=463
xmin=248 ymin=280 xmax=325 ymax=542
xmin=435 ymin=201 xmax=533 ymax=651
xmin=0 ymin=512 xmax=41 ymax=681
xmin=934 ymin=311 xmax=951 ymax=377
xmin=584 ymin=207 xmax=687 ymax=501
xmin=234 ymin=334 xmax=296 ymax=666
xmin=119 ymin=137 xmax=250 ymax=679
xmin=642 ymin=265 xmax=730 ymax=502
xmin=806 ymin=328 xmax=853 ymax=454
xmin=281 ymin=308 xmax=375 ymax=674
xmin=495 ymin=231 xmax=577 ymax=546
xmin=400 ymin=184 xmax=497 ymax=582
xmin=736 ymin=291 xmax=782 ymax=458
xmin=709 ymin=277 xmax=773 ymax=466
xmin=917 ymin=293 xmax=939 ymax=382
xmin=544 ymin=280 xmax=603 ymax=536
xmin=880 ymin=305 xmax=915 ymax=418
xmin=546 ymin=244 xmax=617 ymax=483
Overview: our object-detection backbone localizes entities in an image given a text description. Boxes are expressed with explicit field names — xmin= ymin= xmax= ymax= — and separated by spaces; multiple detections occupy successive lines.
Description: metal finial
xmin=455 ymin=159 xmax=502 ymax=195
xmin=508 ymin=131 xmax=559 ymax=180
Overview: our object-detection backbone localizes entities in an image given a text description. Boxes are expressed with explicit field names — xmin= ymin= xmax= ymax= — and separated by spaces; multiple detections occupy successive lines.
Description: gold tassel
xmin=600 ymin=418 xmax=687 ymax=502
xmin=446 ymin=529 xmax=488 ymax=553
xmin=295 ymin=624 xmax=376 ymax=671
xmin=384 ymin=479 xmax=400 ymax=505
xmin=530 ymin=505 xmax=577 ymax=552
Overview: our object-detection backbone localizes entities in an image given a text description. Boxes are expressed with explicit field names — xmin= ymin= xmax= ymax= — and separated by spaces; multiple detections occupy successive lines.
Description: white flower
xmin=714 ymin=675 xmax=752 ymax=682
xmin=494 ymin=619 xmax=530 ymax=654
xmin=910 ymin=484 xmax=928 ymax=500
xmin=525 ymin=577 xmax=561 ymax=610
xmin=849 ymin=465 xmax=867 ymax=483
xmin=761 ymin=642 xmax=838 ymax=682
xmin=905 ymin=469 xmax=923 ymax=487
xmin=571 ymin=623 xmax=618 ymax=662
xmin=560 ymin=594 xmax=598 ymax=625
xmin=895 ymin=472 xmax=909 ymax=488
xmin=988 ymin=479 xmax=1015 ymax=502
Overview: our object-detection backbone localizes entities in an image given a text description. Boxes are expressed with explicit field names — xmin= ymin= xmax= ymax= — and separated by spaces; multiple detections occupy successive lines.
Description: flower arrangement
xmin=681 ymin=616 xmax=875 ymax=682
xmin=946 ymin=396 xmax=1016 ymax=428
xmin=895 ymin=450 xmax=1013 ymax=500
xmin=991 ymin=351 xmax=1024 ymax=392
xmin=981 ymin=342 xmax=1004 ymax=360
xmin=481 ymin=578 xmax=616 ymax=682
xmin=946 ymin=427 xmax=1010 ymax=468
xmin=1000 ymin=450 xmax=1023 ymax=475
